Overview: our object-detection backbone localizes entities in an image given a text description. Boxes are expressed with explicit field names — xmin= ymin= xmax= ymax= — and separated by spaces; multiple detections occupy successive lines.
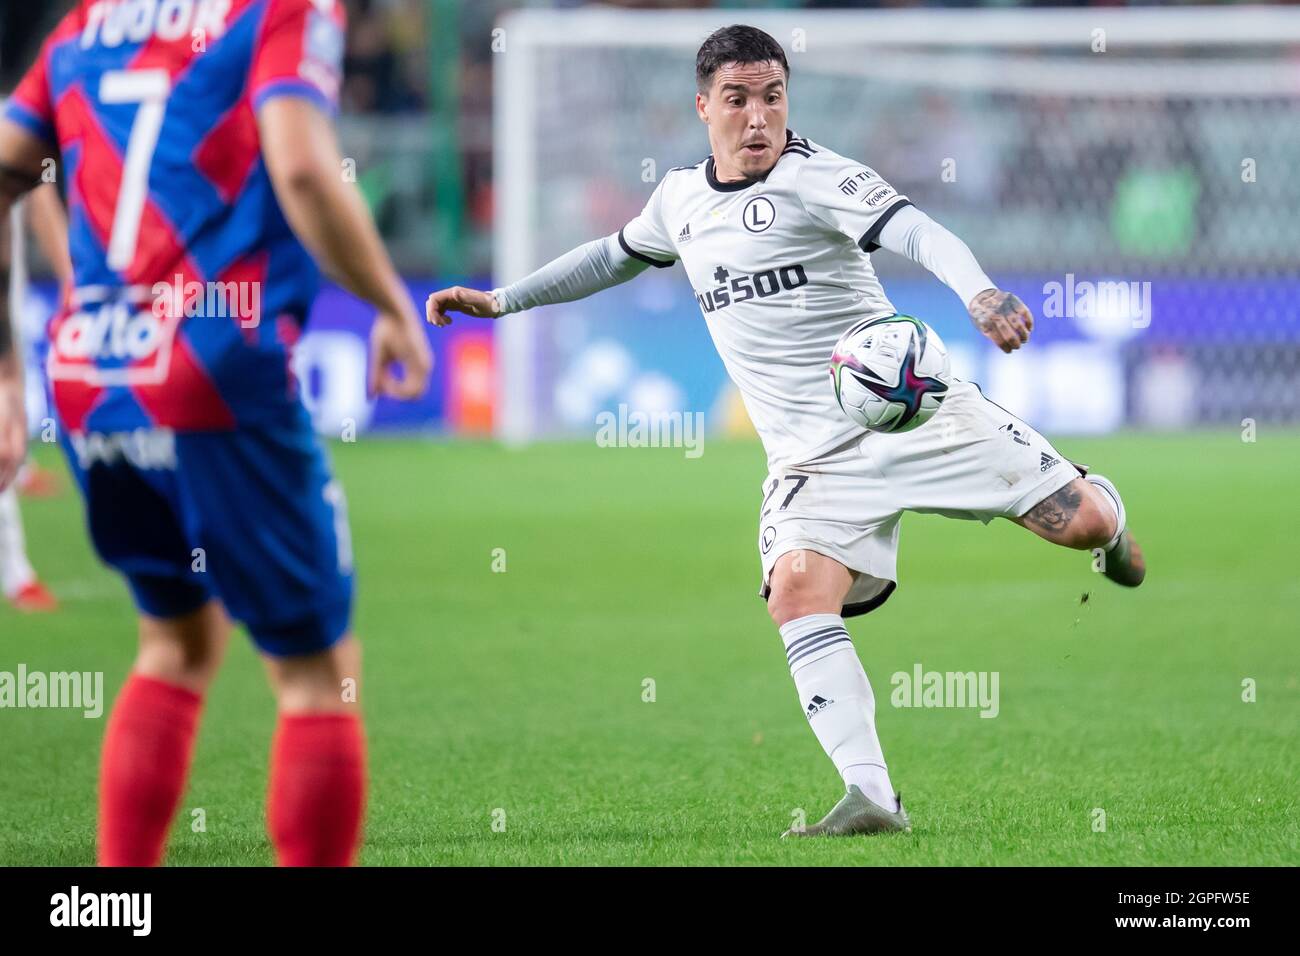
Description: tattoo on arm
xmin=1022 ymin=484 xmax=1082 ymax=535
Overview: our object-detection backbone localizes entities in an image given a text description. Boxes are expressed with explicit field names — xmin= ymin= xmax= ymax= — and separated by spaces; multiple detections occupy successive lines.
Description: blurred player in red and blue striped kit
xmin=0 ymin=0 xmax=431 ymax=865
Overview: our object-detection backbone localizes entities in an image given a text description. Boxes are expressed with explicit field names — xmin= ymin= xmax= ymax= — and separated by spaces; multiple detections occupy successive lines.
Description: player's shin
xmin=98 ymin=674 xmax=204 ymax=866
xmin=264 ymin=633 xmax=365 ymax=866
xmin=1084 ymin=474 xmax=1127 ymax=551
xmin=1084 ymin=473 xmax=1146 ymax=587
xmin=267 ymin=712 xmax=366 ymax=866
xmin=780 ymin=613 xmax=899 ymax=812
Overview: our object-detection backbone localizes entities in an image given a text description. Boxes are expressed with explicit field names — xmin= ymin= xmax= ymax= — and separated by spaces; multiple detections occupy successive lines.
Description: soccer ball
xmin=830 ymin=315 xmax=951 ymax=433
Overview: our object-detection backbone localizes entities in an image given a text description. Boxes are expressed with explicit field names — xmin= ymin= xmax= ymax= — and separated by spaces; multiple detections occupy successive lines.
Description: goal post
xmin=492 ymin=6 xmax=1300 ymax=441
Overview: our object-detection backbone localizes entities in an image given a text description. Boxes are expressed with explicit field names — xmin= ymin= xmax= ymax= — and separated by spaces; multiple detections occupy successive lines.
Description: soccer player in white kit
xmin=427 ymin=25 xmax=1146 ymax=837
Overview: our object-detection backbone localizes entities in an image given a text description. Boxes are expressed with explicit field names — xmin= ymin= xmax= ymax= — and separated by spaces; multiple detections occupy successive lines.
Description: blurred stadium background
xmin=5 ymin=0 xmax=1299 ymax=445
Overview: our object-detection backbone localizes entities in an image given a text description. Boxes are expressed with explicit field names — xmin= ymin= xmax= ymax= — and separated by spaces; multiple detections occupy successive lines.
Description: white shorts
xmin=757 ymin=380 xmax=1080 ymax=617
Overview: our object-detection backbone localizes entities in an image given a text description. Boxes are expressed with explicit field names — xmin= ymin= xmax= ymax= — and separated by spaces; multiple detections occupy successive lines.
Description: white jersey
xmin=620 ymin=130 xmax=911 ymax=470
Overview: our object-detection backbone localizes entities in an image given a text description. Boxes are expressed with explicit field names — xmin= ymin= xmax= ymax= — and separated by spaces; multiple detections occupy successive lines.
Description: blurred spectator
xmin=342 ymin=0 xmax=426 ymax=113
xmin=0 ymin=2 xmax=69 ymax=88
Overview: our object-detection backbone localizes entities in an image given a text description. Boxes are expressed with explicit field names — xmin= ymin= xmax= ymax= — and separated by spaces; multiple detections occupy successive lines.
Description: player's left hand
xmin=968 ymin=289 xmax=1033 ymax=353
xmin=0 ymin=370 xmax=27 ymax=492
xmin=369 ymin=312 xmax=433 ymax=401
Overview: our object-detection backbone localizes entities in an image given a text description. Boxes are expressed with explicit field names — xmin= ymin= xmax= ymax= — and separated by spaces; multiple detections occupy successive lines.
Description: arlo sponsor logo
xmin=152 ymin=274 xmax=262 ymax=329
xmin=50 ymin=886 xmax=151 ymax=936
xmin=80 ymin=0 xmax=231 ymax=49
xmin=54 ymin=303 xmax=164 ymax=362
xmin=890 ymin=663 xmax=999 ymax=718
xmin=0 ymin=666 xmax=104 ymax=719
xmin=595 ymin=404 xmax=704 ymax=459
xmin=70 ymin=429 xmax=177 ymax=471
xmin=48 ymin=287 xmax=176 ymax=386
xmin=1042 ymin=273 xmax=1152 ymax=329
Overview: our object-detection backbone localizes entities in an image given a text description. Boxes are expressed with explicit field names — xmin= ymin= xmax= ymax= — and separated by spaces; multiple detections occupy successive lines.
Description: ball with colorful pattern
xmin=830 ymin=314 xmax=951 ymax=433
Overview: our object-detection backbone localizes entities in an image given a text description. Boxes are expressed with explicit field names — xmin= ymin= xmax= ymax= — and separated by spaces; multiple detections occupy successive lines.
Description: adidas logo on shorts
xmin=1040 ymin=452 xmax=1061 ymax=472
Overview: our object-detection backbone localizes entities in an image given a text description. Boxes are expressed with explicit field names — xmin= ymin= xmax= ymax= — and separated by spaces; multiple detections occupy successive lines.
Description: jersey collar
xmin=705 ymin=129 xmax=797 ymax=192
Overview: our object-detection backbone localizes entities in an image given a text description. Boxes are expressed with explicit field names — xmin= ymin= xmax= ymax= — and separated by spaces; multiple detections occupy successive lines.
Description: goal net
xmin=494 ymin=6 xmax=1300 ymax=442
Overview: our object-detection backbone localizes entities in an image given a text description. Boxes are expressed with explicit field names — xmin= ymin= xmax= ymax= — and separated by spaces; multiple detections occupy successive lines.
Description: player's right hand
xmin=425 ymin=286 xmax=499 ymax=327
xmin=968 ymin=288 xmax=1033 ymax=354
xmin=0 ymin=371 xmax=27 ymax=493
xmin=369 ymin=312 xmax=433 ymax=401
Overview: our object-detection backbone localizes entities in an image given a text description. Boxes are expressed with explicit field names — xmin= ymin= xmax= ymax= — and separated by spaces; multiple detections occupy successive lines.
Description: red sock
xmin=268 ymin=713 xmax=366 ymax=866
xmin=98 ymin=674 xmax=203 ymax=866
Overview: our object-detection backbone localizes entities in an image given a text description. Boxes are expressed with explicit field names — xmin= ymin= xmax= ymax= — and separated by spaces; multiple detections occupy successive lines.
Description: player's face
xmin=696 ymin=61 xmax=789 ymax=181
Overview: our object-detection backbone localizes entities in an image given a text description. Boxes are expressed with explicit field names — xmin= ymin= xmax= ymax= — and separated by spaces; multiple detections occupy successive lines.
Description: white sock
xmin=780 ymin=613 xmax=899 ymax=812
xmin=1085 ymin=474 xmax=1126 ymax=551
xmin=0 ymin=486 xmax=35 ymax=598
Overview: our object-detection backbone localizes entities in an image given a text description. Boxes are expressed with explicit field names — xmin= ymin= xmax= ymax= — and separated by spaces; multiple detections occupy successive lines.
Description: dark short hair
xmin=695 ymin=24 xmax=789 ymax=93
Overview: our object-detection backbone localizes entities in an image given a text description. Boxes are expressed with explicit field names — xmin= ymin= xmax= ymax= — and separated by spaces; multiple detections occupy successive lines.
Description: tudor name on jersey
xmin=79 ymin=0 xmax=235 ymax=48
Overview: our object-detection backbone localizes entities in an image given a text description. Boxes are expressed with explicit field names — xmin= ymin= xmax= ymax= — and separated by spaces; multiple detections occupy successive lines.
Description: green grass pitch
xmin=1 ymin=432 xmax=1296 ymax=866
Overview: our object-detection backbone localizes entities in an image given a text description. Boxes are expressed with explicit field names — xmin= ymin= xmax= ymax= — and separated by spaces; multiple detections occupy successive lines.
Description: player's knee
xmin=768 ymin=593 xmax=833 ymax=628
xmin=1064 ymin=497 xmax=1117 ymax=550
xmin=135 ymin=602 xmax=230 ymax=692
xmin=267 ymin=635 xmax=360 ymax=713
xmin=766 ymin=573 xmax=839 ymax=627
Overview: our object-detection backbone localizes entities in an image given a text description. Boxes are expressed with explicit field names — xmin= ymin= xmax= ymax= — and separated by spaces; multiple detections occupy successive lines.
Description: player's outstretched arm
xmin=876 ymin=205 xmax=1031 ymax=354
xmin=427 ymin=233 xmax=650 ymax=327
xmin=0 ymin=120 xmax=54 ymax=490
xmin=258 ymin=97 xmax=431 ymax=400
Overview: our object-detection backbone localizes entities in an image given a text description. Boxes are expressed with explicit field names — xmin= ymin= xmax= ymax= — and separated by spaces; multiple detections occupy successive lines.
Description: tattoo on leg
xmin=1023 ymin=485 xmax=1082 ymax=535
